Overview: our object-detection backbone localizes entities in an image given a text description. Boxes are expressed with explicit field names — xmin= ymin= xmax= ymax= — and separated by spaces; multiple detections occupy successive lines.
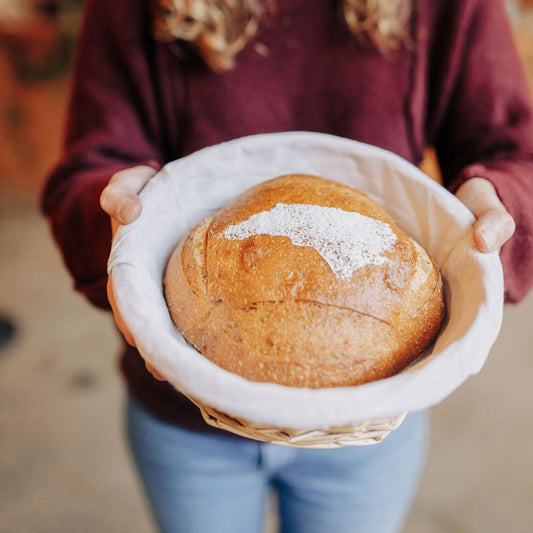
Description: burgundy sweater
xmin=42 ymin=0 xmax=533 ymax=431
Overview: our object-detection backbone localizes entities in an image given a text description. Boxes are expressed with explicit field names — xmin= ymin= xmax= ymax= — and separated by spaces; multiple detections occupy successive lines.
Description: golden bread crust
xmin=164 ymin=174 xmax=445 ymax=388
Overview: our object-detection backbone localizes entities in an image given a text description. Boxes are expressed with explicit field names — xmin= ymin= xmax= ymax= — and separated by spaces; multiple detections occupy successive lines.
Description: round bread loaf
xmin=164 ymin=174 xmax=445 ymax=388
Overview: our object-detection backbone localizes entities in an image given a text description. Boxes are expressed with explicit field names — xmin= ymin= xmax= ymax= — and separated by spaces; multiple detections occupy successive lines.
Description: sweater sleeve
xmin=426 ymin=0 xmax=533 ymax=303
xmin=41 ymin=0 xmax=164 ymax=309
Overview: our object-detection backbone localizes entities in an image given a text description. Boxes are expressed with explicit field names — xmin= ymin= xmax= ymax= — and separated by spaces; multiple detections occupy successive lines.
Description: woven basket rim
xmin=187 ymin=395 xmax=407 ymax=448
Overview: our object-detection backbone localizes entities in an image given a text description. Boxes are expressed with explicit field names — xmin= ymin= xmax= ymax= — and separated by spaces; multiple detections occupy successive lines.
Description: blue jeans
xmin=126 ymin=397 xmax=428 ymax=533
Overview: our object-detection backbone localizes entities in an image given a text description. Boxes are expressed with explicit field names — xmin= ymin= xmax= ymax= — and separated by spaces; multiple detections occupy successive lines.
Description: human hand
xmin=100 ymin=165 xmax=157 ymax=237
xmin=100 ymin=165 xmax=166 ymax=381
xmin=455 ymin=177 xmax=515 ymax=253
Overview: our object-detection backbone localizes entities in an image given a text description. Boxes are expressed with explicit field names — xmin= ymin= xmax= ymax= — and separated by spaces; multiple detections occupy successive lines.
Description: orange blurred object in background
xmin=0 ymin=0 xmax=80 ymax=193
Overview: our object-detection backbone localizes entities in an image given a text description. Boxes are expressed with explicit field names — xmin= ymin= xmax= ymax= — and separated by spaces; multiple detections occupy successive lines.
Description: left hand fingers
xmin=455 ymin=177 xmax=515 ymax=253
xmin=472 ymin=208 xmax=516 ymax=253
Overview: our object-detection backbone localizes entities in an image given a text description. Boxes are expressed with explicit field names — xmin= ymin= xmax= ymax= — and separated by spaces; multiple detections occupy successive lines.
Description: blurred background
xmin=0 ymin=1 xmax=532 ymax=532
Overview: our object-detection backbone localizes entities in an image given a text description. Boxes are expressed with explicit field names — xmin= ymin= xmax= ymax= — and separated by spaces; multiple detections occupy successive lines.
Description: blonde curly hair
xmin=152 ymin=0 xmax=413 ymax=71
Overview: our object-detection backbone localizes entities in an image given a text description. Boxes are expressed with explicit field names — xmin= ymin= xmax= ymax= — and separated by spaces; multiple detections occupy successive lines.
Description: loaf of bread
xmin=164 ymin=174 xmax=445 ymax=388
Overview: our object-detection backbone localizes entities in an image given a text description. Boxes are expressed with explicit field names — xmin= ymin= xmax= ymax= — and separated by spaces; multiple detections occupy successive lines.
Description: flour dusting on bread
xmin=222 ymin=203 xmax=397 ymax=280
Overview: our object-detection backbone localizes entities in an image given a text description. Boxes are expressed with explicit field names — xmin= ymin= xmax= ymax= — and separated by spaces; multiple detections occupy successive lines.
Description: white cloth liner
xmin=108 ymin=132 xmax=504 ymax=430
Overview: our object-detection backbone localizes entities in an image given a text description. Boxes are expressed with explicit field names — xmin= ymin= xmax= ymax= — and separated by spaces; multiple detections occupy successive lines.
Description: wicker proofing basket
xmin=108 ymin=133 xmax=504 ymax=449
xmin=186 ymin=395 xmax=406 ymax=448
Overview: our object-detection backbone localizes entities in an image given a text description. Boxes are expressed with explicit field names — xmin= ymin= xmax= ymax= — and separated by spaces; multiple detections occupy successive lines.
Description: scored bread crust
xmin=164 ymin=174 xmax=445 ymax=388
